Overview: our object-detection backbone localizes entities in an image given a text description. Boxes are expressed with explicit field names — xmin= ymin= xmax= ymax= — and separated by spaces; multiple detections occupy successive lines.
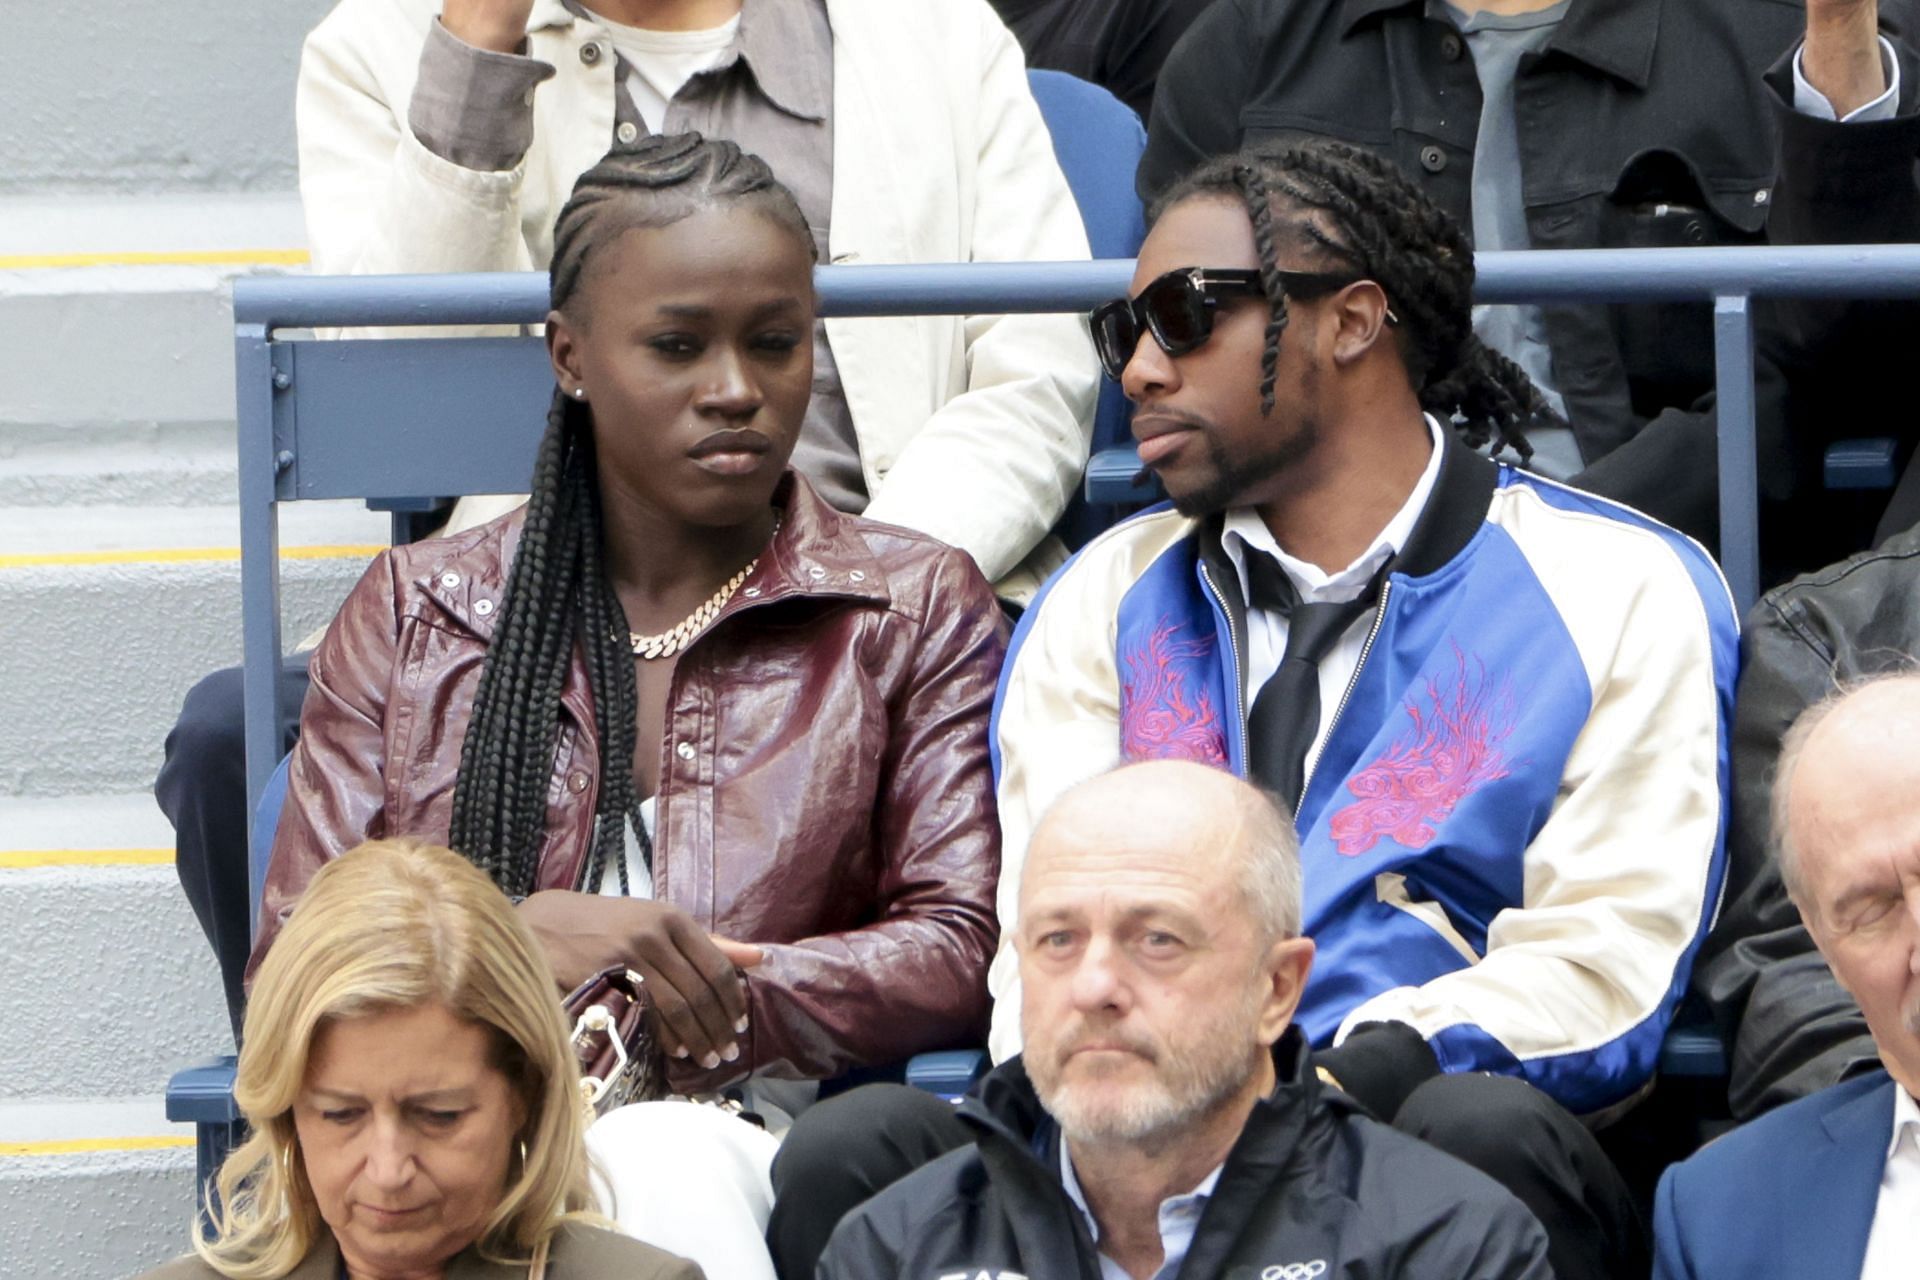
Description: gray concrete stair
xmin=0 ymin=501 xmax=392 ymax=799
xmin=1 ymin=182 xmax=363 ymax=1275
xmin=0 ymin=1142 xmax=199 ymax=1280
xmin=0 ymin=797 xmax=225 ymax=1278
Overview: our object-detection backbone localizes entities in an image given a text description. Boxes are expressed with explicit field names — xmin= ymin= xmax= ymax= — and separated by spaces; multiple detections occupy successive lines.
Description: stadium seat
xmin=1825 ymin=437 xmax=1903 ymax=489
xmin=1026 ymin=69 xmax=1149 ymax=547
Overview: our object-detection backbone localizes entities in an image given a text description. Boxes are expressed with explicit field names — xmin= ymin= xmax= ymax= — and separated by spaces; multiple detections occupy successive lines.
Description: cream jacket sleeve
xmin=844 ymin=0 xmax=1099 ymax=591
xmin=296 ymin=0 xmax=561 ymax=279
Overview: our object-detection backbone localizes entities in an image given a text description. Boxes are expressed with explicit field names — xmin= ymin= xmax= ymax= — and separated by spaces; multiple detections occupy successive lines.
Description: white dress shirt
xmin=1860 ymin=1086 xmax=1920 ymax=1280
xmin=1220 ymin=414 xmax=1446 ymax=790
xmin=1061 ymin=1144 xmax=1223 ymax=1280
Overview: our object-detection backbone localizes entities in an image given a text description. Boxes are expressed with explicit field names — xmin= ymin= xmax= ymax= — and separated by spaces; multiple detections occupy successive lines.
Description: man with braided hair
xmin=769 ymin=138 xmax=1736 ymax=1280
xmin=965 ymin=139 xmax=1739 ymax=1278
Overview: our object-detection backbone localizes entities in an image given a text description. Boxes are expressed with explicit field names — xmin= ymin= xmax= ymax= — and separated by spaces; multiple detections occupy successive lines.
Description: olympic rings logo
xmin=1260 ymin=1263 xmax=1328 ymax=1280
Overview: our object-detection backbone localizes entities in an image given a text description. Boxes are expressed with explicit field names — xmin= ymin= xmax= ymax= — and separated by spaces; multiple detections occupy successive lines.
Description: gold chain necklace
xmin=626 ymin=517 xmax=778 ymax=661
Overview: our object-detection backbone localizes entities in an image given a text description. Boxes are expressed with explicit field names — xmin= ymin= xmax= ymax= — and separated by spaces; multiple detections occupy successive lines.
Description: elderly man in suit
xmin=1654 ymin=672 xmax=1920 ymax=1280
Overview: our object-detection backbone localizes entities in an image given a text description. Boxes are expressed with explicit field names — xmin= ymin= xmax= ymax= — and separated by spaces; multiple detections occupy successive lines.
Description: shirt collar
xmin=1889 ymin=1087 xmax=1920 ymax=1162
xmin=556 ymin=0 xmax=828 ymax=122
xmin=1221 ymin=413 xmax=1445 ymax=607
xmin=1337 ymin=0 xmax=1660 ymax=89
xmin=1058 ymin=1141 xmax=1224 ymax=1249
xmin=731 ymin=0 xmax=832 ymax=123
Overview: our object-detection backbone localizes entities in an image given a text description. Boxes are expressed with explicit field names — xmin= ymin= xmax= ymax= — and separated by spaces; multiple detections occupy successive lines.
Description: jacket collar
xmin=963 ymin=1027 xmax=1341 ymax=1172
xmin=1197 ymin=427 xmax=1496 ymax=592
xmin=423 ymin=470 xmax=888 ymax=643
xmin=295 ymin=1232 xmax=557 ymax=1280
xmin=541 ymin=0 xmax=829 ymax=122
xmin=1800 ymin=1073 xmax=1900 ymax=1277
xmin=1392 ymin=429 xmax=1498 ymax=577
xmin=959 ymin=1030 xmax=1352 ymax=1279
xmin=729 ymin=470 xmax=893 ymax=614
xmin=1338 ymin=0 xmax=1661 ymax=89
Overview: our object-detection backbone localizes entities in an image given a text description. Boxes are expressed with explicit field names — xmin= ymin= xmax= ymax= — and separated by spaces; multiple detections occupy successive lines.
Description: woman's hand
xmin=518 ymin=892 xmax=763 ymax=1070
xmin=440 ymin=0 xmax=537 ymax=54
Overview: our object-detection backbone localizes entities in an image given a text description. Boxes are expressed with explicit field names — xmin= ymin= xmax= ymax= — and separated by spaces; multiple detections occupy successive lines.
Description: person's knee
xmin=773 ymin=1084 xmax=965 ymax=1197
xmin=158 ymin=666 xmax=248 ymax=805
xmin=1395 ymin=1072 xmax=1569 ymax=1183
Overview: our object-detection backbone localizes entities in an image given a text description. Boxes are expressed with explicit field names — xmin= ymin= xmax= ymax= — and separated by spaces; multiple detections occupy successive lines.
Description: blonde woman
xmin=139 ymin=839 xmax=700 ymax=1280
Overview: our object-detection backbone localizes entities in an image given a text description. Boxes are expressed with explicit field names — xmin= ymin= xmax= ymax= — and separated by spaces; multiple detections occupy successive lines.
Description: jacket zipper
xmin=1198 ymin=562 xmax=1251 ymax=737
xmin=1298 ymin=580 xmax=1393 ymax=815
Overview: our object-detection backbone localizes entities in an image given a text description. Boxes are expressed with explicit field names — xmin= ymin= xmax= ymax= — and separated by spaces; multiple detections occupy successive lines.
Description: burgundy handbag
xmin=562 ymin=966 xmax=663 ymax=1115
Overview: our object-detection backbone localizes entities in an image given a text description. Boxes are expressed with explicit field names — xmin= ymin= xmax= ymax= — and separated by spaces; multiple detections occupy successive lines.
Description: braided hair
xmin=1151 ymin=139 xmax=1556 ymax=459
xmin=447 ymin=133 xmax=814 ymax=898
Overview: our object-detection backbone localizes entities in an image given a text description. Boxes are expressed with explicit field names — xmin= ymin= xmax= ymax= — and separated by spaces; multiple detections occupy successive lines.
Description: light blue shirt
xmin=1792 ymin=35 xmax=1901 ymax=122
xmin=1060 ymin=1144 xmax=1223 ymax=1280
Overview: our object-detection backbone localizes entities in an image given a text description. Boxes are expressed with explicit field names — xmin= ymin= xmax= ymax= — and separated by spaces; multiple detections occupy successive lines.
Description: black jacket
xmin=1136 ymin=0 xmax=1883 ymax=569
xmin=1691 ymin=16 xmax=1920 ymax=1113
xmin=816 ymin=1030 xmax=1552 ymax=1280
xmin=1763 ymin=10 xmax=1920 ymax=555
xmin=1695 ymin=526 xmax=1920 ymax=1120
xmin=989 ymin=0 xmax=1217 ymax=122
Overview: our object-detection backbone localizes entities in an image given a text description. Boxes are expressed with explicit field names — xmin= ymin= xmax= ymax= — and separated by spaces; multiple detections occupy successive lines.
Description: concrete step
xmin=4 ymin=0 xmax=334 ymax=198
xmin=0 ymin=500 xmax=389 ymax=798
xmin=0 ymin=424 xmax=237 ymax=508
xmin=0 ymin=193 xmax=308 ymax=437
xmin=0 ymin=1138 xmax=198 ymax=1280
xmin=0 ymin=796 xmax=229 ymax=1100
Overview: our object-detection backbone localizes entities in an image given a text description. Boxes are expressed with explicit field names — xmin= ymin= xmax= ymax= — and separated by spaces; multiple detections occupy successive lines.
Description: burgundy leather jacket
xmin=260 ymin=475 xmax=1007 ymax=1091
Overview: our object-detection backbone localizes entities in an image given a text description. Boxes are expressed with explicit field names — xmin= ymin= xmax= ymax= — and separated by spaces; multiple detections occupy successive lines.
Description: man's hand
xmin=518 ymin=891 xmax=764 ymax=1070
xmin=440 ymin=0 xmax=537 ymax=55
xmin=1805 ymin=0 xmax=1886 ymax=118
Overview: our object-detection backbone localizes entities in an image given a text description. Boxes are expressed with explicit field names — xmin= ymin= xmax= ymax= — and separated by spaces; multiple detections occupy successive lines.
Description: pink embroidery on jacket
xmin=1328 ymin=646 xmax=1515 ymax=856
xmin=1120 ymin=620 xmax=1229 ymax=765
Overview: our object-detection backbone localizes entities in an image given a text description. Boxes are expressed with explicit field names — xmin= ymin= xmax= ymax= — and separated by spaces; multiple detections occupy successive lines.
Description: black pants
xmin=767 ymin=1073 xmax=1646 ymax=1280
xmin=154 ymin=657 xmax=312 ymax=1043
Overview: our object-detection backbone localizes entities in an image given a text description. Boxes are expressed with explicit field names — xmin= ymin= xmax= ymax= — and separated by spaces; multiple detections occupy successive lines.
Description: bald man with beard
xmin=816 ymin=761 xmax=1550 ymax=1280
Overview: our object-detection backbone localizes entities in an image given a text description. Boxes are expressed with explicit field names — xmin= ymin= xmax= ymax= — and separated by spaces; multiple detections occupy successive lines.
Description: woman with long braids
xmin=256 ymin=133 xmax=1008 ymax=1280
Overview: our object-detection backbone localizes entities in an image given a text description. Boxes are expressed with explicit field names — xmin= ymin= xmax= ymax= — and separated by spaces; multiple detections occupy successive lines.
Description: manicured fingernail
xmin=734 ymin=1017 xmax=749 ymax=1034
xmin=701 ymin=1051 xmax=721 ymax=1070
xmin=722 ymin=1043 xmax=740 ymax=1063
xmin=672 ymin=1045 xmax=690 ymax=1059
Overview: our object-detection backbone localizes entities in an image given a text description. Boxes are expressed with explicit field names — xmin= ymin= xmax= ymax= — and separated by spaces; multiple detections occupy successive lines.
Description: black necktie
xmin=1244 ymin=552 xmax=1384 ymax=813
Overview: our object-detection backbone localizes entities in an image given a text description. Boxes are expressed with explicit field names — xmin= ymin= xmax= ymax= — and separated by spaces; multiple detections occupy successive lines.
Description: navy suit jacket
xmin=1654 ymin=1071 xmax=1897 ymax=1280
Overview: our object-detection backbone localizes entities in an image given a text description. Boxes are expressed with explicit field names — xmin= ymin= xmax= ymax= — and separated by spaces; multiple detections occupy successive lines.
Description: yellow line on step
xmin=0 ymin=543 xmax=386 ymax=569
xmin=0 ymin=1136 xmax=196 ymax=1158
xmin=0 ymin=848 xmax=173 ymax=869
xmin=0 ymin=248 xmax=309 ymax=270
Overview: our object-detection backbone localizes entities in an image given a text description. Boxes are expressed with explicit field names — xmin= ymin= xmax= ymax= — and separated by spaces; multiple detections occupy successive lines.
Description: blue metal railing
xmin=233 ymin=245 xmax=1920 ymax=817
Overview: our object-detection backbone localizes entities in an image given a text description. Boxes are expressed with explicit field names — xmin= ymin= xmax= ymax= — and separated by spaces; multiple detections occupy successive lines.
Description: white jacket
xmin=296 ymin=0 xmax=1099 ymax=595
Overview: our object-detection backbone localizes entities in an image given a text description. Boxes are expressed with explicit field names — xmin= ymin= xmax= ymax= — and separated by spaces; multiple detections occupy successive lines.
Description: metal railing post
xmin=235 ymin=322 xmax=286 ymax=874
xmin=1712 ymin=295 xmax=1760 ymax=615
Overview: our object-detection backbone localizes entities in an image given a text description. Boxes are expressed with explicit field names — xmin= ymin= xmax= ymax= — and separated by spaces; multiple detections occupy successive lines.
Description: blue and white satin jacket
xmin=988 ymin=437 xmax=1739 ymax=1113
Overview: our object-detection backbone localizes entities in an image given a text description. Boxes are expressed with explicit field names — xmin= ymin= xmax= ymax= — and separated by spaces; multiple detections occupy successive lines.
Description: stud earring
xmin=572 ymin=387 xmax=587 ymax=400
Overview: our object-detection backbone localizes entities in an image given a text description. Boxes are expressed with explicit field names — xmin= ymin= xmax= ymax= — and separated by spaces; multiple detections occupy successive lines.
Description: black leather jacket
xmin=1695 ymin=526 xmax=1920 ymax=1120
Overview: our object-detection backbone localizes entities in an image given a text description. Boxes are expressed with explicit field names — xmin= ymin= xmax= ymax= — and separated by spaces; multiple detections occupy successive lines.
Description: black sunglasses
xmin=1089 ymin=266 xmax=1367 ymax=380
